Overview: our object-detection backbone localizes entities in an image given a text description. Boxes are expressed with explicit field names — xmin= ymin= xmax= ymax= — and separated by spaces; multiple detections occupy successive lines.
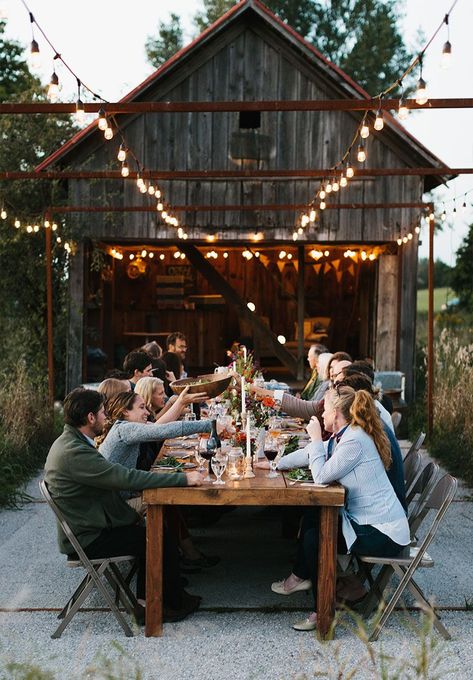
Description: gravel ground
xmin=0 ymin=448 xmax=472 ymax=679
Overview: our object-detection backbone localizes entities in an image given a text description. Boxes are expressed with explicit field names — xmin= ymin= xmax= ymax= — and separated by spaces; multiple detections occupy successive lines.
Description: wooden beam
xmin=45 ymin=212 xmax=54 ymax=406
xmin=0 ymin=98 xmax=472 ymax=114
xmin=297 ymin=246 xmax=305 ymax=381
xmin=427 ymin=219 xmax=434 ymax=439
xmin=0 ymin=169 xmax=469 ymax=180
xmin=179 ymin=244 xmax=298 ymax=376
xmin=44 ymin=202 xmax=430 ymax=213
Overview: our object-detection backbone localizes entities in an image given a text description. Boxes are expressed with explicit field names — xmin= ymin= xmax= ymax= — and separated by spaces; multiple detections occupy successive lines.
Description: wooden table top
xmin=143 ymin=465 xmax=345 ymax=507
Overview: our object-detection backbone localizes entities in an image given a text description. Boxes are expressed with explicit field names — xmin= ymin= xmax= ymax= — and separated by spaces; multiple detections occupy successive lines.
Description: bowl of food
xmin=169 ymin=372 xmax=232 ymax=399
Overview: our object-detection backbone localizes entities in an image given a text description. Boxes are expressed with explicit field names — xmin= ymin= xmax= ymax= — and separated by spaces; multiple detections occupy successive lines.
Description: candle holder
xmin=243 ymin=454 xmax=255 ymax=478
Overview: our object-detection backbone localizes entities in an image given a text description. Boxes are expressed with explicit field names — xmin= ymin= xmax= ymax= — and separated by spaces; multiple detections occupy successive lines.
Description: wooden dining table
xmin=143 ymin=448 xmax=345 ymax=639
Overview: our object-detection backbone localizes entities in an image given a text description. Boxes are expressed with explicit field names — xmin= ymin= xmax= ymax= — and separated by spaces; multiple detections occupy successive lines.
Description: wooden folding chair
xmin=39 ymin=480 xmax=140 ymax=638
xmin=358 ymin=474 xmax=457 ymax=641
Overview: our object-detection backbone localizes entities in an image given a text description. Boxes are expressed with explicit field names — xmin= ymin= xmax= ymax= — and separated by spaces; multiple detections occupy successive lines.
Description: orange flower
xmin=262 ymin=396 xmax=276 ymax=408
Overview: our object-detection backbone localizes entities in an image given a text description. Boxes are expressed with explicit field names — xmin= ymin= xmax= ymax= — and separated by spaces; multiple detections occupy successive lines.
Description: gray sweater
xmin=99 ymin=419 xmax=212 ymax=470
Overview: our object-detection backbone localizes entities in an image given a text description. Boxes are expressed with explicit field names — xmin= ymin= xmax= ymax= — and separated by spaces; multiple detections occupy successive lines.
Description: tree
xmin=193 ymin=0 xmax=236 ymax=34
xmin=417 ymin=258 xmax=453 ymax=290
xmin=145 ymin=13 xmax=184 ymax=68
xmin=451 ymin=224 xmax=473 ymax=311
xmin=0 ymin=20 xmax=39 ymax=100
xmin=0 ymin=20 xmax=77 ymax=395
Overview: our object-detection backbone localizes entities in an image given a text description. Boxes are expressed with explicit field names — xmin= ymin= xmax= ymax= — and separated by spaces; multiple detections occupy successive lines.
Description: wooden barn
xmin=37 ymin=0 xmax=447 ymax=398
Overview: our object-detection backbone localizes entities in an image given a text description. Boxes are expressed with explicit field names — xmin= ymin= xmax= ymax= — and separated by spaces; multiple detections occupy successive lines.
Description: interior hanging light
xmin=332 ymin=179 xmax=339 ymax=192
xmin=104 ymin=126 xmax=113 ymax=140
xmin=340 ymin=172 xmax=347 ymax=188
xmin=121 ymin=161 xmax=129 ymax=177
xmin=357 ymin=144 xmax=366 ymax=163
xmin=360 ymin=121 xmax=370 ymax=139
xmin=309 ymin=209 xmax=317 ymax=222
xmin=14 ymin=218 xmax=21 ymax=228
xmin=374 ymin=110 xmax=384 ymax=131
xmin=319 ymin=185 xmax=326 ymax=200
xmin=325 ymin=180 xmax=332 ymax=194
xmin=75 ymin=99 xmax=85 ymax=124
xmin=0 ymin=208 xmax=7 ymax=219
xmin=320 ymin=200 xmax=326 ymax=210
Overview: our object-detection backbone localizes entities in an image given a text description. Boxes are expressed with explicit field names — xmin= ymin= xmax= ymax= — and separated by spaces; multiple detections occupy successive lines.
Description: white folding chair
xmin=358 ymin=474 xmax=457 ymax=641
xmin=40 ymin=479 xmax=140 ymax=638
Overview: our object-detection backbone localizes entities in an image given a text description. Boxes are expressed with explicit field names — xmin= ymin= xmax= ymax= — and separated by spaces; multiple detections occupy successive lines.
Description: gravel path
xmin=0 ymin=445 xmax=472 ymax=679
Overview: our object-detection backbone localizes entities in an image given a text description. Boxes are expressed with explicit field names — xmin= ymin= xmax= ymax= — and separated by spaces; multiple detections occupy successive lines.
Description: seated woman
xmin=97 ymin=377 xmax=131 ymax=410
xmin=271 ymin=386 xmax=410 ymax=631
xmin=135 ymin=377 xmax=207 ymax=425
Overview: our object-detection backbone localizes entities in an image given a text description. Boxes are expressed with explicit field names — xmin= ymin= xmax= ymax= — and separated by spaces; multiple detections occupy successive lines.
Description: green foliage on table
xmin=283 ymin=435 xmax=300 ymax=455
xmin=287 ymin=468 xmax=313 ymax=482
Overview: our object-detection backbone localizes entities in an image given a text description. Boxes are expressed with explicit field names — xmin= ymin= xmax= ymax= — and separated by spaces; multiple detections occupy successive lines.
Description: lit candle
xmin=241 ymin=376 xmax=246 ymax=415
xmin=246 ymin=415 xmax=251 ymax=457
xmin=232 ymin=360 xmax=236 ymax=372
xmin=242 ymin=345 xmax=247 ymax=362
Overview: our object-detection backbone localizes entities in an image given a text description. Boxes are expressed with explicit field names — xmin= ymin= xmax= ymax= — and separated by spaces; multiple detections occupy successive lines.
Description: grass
xmin=417 ymin=287 xmax=454 ymax=314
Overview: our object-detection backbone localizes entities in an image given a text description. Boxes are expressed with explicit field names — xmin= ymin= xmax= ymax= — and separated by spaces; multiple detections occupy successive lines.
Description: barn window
xmin=239 ymin=111 xmax=261 ymax=129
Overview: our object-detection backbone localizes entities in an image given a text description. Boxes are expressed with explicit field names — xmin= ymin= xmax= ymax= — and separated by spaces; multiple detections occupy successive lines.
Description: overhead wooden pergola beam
xmin=46 ymin=202 xmax=431 ymax=213
xmin=1 ymin=98 xmax=472 ymax=114
xmin=0 ymin=168 xmax=469 ymax=181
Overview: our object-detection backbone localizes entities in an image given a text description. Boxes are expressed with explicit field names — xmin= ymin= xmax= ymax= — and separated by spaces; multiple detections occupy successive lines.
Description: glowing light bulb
xmin=441 ymin=211 xmax=446 ymax=221
xmin=26 ymin=225 xmax=33 ymax=233
xmin=340 ymin=174 xmax=347 ymax=188
xmin=357 ymin=145 xmax=366 ymax=163
xmin=279 ymin=251 xmax=286 ymax=259
xmin=121 ymin=161 xmax=129 ymax=177
xmin=326 ymin=181 xmax=332 ymax=194
xmin=33 ymin=224 xmax=39 ymax=232
xmin=223 ymin=251 xmax=228 ymax=258
xmin=14 ymin=219 xmax=20 ymax=228
xmin=97 ymin=108 xmax=108 ymax=130
xmin=155 ymin=189 xmax=161 ymax=199
xmin=415 ymin=77 xmax=428 ymax=105
xmin=159 ymin=253 xmax=165 ymax=260
xmin=277 ymin=335 xmax=286 ymax=344
xmin=149 ymin=252 xmax=154 ymax=258
xmin=44 ymin=220 xmax=50 ymax=228
xmin=141 ymin=249 xmax=147 ymax=257
xmin=148 ymin=185 xmax=155 ymax=195
xmin=75 ymin=99 xmax=85 ymax=124
xmin=298 ymin=227 xmax=303 ymax=235
xmin=346 ymin=164 xmax=354 ymax=179
xmin=292 ymin=232 xmax=298 ymax=241
xmin=29 ymin=40 xmax=41 ymax=70
xmin=117 ymin=144 xmax=127 ymax=162
xmin=180 ymin=253 xmax=185 ymax=260
xmin=361 ymin=251 xmax=367 ymax=260
xmin=319 ymin=188 xmax=326 ymax=200
xmin=360 ymin=123 xmax=370 ymax=139
xmin=129 ymin=253 xmax=134 ymax=260
xmin=402 ymin=236 xmax=408 ymax=243
xmin=139 ymin=183 xmax=147 ymax=193
xmin=47 ymin=71 xmax=59 ymax=102
xmin=0 ymin=209 xmax=6 ymax=219
xmin=374 ymin=110 xmax=384 ymax=131
xmin=52 ymin=223 xmax=58 ymax=231
xmin=398 ymin=101 xmax=409 ymax=120
xmin=104 ymin=126 xmax=113 ymax=140
xmin=368 ymin=253 xmax=376 ymax=261
xmin=161 ymin=211 xmax=168 ymax=219
xmin=56 ymin=236 xmax=61 ymax=243
xmin=309 ymin=210 xmax=317 ymax=222
xmin=408 ymin=233 xmax=413 ymax=240
xmin=415 ymin=225 xmax=420 ymax=234
xmin=332 ymin=180 xmax=339 ymax=192
xmin=247 ymin=302 xmax=256 ymax=312
xmin=397 ymin=237 xmax=402 ymax=246
xmin=441 ymin=41 xmax=452 ymax=69
xmin=324 ymin=250 xmax=329 ymax=257
xmin=320 ymin=201 xmax=326 ymax=210
xmin=157 ymin=202 xmax=163 ymax=211
xmin=287 ymin=253 xmax=293 ymax=260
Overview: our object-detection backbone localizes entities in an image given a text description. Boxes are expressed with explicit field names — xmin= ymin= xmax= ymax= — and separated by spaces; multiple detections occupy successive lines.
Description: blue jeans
xmin=293 ymin=509 xmax=404 ymax=607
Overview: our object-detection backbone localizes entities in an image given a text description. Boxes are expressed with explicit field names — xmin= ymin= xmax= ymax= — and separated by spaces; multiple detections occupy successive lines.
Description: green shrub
xmin=0 ymin=360 xmax=61 ymax=507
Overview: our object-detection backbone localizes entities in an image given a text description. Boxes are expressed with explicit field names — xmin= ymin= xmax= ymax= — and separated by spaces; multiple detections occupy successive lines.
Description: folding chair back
xmin=362 ymin=473 xmax=457 ymax=641
xmin=406 ymin=460 xmax=439 ymax=510
xmin=403 ymin=449 xmax=423 ymax=500
xmin=403 ymin=431 xmax=426 ymax=460
xmin=39 ymin=479 xmax=139 ymax=638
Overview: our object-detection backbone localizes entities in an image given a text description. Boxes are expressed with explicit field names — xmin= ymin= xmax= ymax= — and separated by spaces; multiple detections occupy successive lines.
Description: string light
xmin=360 ymin=121 xmax=370 ymax=139
xmin=277 ymin=335 xmax=286 ymax=344
xmin=0 ymin=208 xmax=7 ymax=220
xmin=332 ymin=179 xmax=339 ymax=192
xmin=117 ymin=144 xmax=127 ymax=162
xmin=14 ymin=218 xmax=21 ymax=228
xmin=320 ymin=201 xmax=326 ymax=210
xmin=97 ymin=108 xmax=108 ymax=131
xmin=346 ymin=164 xmax=354 ymax=179
xmin=287 ymin=253 xmax=293 ymax=260
xmin=374 ymin=110 xmax=384 ymax=131
xmin=104 ymin=126 xmax=113 ymax=141
xmin=415 ymin=55 xmax=428 ymax=105
xmin=121 ymin=161 xmax=129 ymax=178
xmin=223 ymin=251 xmax=229 ymax=258
xmin=75 ymin=98 xmax=85 ymax=124
xmin=47 ymin=70 xmax=59 ymax=102
xmin=441 ymin=14 xmax=452 ymax=69
xmin=159 ymin=253 xmax=165 ymax=260
xmin=340 ymin=173 xmax=347 ymax=188
xmin=357 ymin=144 xmax=366 ymax=163
xmin=398 ymin=98 xmax=409 ymax=120
xmin=309 ymin=209 xmax=317 ymax=222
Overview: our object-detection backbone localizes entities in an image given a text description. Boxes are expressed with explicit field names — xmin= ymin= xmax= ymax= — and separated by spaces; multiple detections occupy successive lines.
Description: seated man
xmin=162 ymin=332 xmax=188 ymax=379
xmin=123 ymin=350 xmax=153 ymax=390
xmin=299 ymin=343 xmax=328 ymax=400
xmin=44 ymin=388 xmax=203 ymax=622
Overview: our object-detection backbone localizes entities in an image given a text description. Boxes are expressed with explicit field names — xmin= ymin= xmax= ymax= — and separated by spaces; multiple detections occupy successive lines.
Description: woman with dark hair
xmin=271 ymin=386 xmax=409 ymax=631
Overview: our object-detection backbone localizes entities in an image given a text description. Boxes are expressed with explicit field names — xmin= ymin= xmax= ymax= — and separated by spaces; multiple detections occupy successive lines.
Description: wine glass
xmin=194 ymin=444 xmax=206 ymax=473
xmin=264 ymin=445 xmax=279 ymax=478
xmin=211 ymin=451 xmax=228 ymax=485
xmin=199 ymin=435 xmax=213 ymax=482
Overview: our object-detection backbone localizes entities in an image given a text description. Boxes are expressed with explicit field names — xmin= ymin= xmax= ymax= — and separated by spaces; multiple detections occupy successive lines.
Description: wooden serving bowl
xmin=169 ymin=372 xmax=232 ymax=398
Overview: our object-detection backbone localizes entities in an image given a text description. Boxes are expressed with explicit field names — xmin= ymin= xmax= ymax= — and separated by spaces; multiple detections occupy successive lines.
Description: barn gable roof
xmin=36 ymin=0 xmax=447 ymax=190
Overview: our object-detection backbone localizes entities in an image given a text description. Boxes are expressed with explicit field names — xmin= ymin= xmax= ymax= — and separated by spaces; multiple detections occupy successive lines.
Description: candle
xmin=246 ymin=415 xmax=251 ymax=457
xmin=241 ymin=376 xmax=246 ymax=415
xmin=242 ymin=345 xmax=247 ymax=362
xmin=232 ymin=360 xmax=236 ymax=372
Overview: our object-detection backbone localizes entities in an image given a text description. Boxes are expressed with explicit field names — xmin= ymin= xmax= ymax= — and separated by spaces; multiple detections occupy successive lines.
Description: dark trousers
xmin=76 ymin=523 xmax=182 ymax=608
xmin=293 ymin=508 xmax=404 ymax=607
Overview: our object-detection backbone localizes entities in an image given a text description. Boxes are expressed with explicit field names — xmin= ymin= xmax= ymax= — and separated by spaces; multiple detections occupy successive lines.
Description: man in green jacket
xmin=44 ymin=388 xmax=203 ymax=621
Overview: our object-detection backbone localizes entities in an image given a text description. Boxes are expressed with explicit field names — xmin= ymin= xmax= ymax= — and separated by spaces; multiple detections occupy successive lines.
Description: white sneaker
xmin=292 ymin=614 xmax=317 ymax=631
xmin=271 ymin=577 xmax=312 ymax=595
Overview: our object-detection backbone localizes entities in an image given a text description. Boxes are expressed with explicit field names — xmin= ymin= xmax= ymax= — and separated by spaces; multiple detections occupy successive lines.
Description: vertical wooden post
xmin=146 ymin=504 xmax=163 ymax=636
xmin=427 ymin=217 xmax=434 ymax=439
xmin=45 ymin=210 xmax=54 ymax=406
xmin=317 ymin=505 xmax=338 ymax=639
xmin=297 ymin=245 xmax=305 ymax=380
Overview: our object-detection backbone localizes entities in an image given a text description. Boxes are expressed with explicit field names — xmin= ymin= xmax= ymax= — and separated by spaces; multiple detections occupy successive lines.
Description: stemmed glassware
xmin=199 ymin=435 xmax=214 ymax=482
xmin=264 ymin=444 xmax=279 ymax=478
xmin=194 ymin=442 xmax=206 ymax=474
xmin=211 ymin=451 xmax=228 ymax=485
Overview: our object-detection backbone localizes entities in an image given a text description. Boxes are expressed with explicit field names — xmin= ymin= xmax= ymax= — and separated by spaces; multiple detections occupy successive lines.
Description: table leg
xmin=317 ymin=505 xmax=338 ymax=639
xmin=145 ymin=504 xmax=163 ymax=636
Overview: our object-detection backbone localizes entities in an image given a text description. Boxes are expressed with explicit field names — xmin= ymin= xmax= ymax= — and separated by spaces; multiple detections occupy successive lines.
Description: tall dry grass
xmin=430 ymin=327 xmax=473 ymax=485
xmin=0 ymin=360 xmax=58 ymax=506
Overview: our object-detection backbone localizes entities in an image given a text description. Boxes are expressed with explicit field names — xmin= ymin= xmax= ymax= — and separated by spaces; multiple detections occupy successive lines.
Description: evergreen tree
xmin=451 ymin=224 xmax=473 ymax=311
xmin=194 ymin=0 xmax=236 ymax=34
xmin=0 ymin=19 xmax=39 ymax=100
xmin=145 ymin=13 xmax=184 ymax=68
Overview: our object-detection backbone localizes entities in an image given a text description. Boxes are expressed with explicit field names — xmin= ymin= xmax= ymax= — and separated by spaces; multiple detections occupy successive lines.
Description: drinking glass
xmin=227 ymin=447 xmax=243 ymax=480
xmin=264 ymin=445 xmax=279 ymax=478
xmin=199 ymin=435 xmax=213 ymax=481
xmin=194 ymin=445 xmax=206 ymax=473
xmin=211 ymin=452 xmax=228 ymax=485
xmin=184 ymin=409 xmax=196 ymax=422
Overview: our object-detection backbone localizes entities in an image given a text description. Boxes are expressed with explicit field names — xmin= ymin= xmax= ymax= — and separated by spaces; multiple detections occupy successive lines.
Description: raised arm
xmin=119 ymin=418 xmax=212 ymax=444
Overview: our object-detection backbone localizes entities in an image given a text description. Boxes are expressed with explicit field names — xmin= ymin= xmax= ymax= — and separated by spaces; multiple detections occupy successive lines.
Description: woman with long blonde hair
xmin=272 ymin=386 xmax=409 ymax=632
xmin=134 ymin=377 xmax=207 ymax=423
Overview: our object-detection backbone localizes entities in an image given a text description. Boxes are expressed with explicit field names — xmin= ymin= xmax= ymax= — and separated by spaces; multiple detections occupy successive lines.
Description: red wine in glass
xmin=264 ymin=448 xmax=278 ymax=462
xmin=264 ymin=447 xmax=279 ymax=477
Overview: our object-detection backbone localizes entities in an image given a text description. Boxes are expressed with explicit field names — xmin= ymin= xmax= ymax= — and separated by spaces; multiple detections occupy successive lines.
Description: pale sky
xmin=2 ymin=0 xmax=472 ymax=265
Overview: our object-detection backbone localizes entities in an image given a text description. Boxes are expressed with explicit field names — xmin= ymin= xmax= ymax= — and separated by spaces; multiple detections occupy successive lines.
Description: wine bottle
xmin=207 ymin=419 xmax=221 ymax=455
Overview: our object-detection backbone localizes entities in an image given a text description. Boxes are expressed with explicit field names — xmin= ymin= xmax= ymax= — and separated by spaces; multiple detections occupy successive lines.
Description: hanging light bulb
xmin=326 ymin=180 xmax=332 ymax=194
xmin=149 ymin=252 xmax=154 ymax=259
xmin=309 ymin=209 xmax=317 ymax=222
xmin=301 ymin=214 xmax=310 ymax=227
xmin=51 ymin=223 xmax=58 ymax=231
xmin=397 ymin=237 xmax=402 ymax=245
xmin=319 ymin=186 xmax=326 ymax=200
xmin=346 ymin=163 xmax=354 ymax=179
xmin=407 ymin=233 xmax=413 ymax=240
xmin=292 ymin=232 xmax=298 ymax=241
xmin=47 ymin=71 xmax=59 ymax=102
xmin=0 ymin=208 xmax=6 ymax=219
xmin=157 ymin=202 xmax=164 ymax=211
xmin=324 ymin=250 xmax=329 ymax=257
xmin=29 ymin=39 xmax=40 ymax=69
xmin=415 ymin=56 xmax=428 ymax=105
xmin=97 ymin=109 xmax=108 ymax=130
xmin=360 ymin=122 xmax=370 ymax=139
xmin=139 ymin=183 xmax=147 ymax=194
xmin=117 ymin=144 xmax=127 ymax=162
xmin=33 ymin=224 xmax=40 ymax=232
xmin=461 ymin=201 xmax=467 ymax=212
xmin=402 ymin=236 xmax=408 ymax=243
xmin=320 ymin=200 xmax=326 ymax=210
xmin=14 ymin=218 xmax=21 ymax=228
xmin=287 ymin=253 xmax=293 ymax=260
xmin=441 ymin=210 xmax=447 ymax=221
xmin=26 ymin=225 xmax=33 ymax=233
xmin=148 ymin=185 xmax=155 ymax=195
xmin=441 ymin=41 xmax=452 ymax=69
xmin=415 ymin=225 xmax=421 ymax=234
xmin=357 ymin=144 xmax=366 ymax=163
xmin=340 ymin=173 xmax=347 ymax=188
xmin=159 ymin=253 xmax=165 ymax=260
xmin=374 ymin=110 xmax=384 ymax=131
xmin=161 ymin=210 xmax=168 ymax=219
xmin=398 ymin=99 xmax=409 ymax=120
xmin=121 ymin=161 xmax=129 ymax=177
xmin=104 ymin=126 xmax=113 ymax=141
xmin=75 ymin=99 xmax=85 ymax=124
xmin=298 ymin=227 xmax=303 ymax=235
xmin=332 ymin=180 xmax=339 ymax=192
